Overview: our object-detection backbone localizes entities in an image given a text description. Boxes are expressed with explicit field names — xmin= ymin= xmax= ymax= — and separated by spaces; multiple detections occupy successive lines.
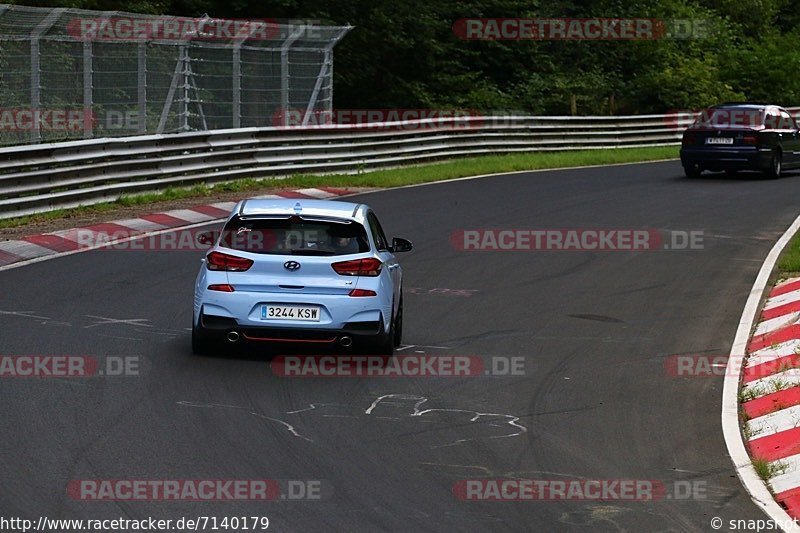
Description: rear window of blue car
xmin=219 ymin=216 xmax=370 ymax=256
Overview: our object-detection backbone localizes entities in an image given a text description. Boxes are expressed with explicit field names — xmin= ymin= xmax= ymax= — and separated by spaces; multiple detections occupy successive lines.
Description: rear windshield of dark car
xmin=218 ymin=216 xmax=370 ymax=256
xmin=694 ymin=108 xmax=765 ymax=128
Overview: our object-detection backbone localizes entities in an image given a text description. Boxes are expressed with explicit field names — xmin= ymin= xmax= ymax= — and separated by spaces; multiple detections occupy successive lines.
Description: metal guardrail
xmin=0 ymin=110 xmax=789 ymax=220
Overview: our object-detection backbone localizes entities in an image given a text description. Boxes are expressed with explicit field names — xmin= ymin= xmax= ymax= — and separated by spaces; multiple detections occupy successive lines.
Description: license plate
xmin=705 ymin=137 xmax=733 ymax=145
xmin=261 ymin=305 xmax=320 ymax=321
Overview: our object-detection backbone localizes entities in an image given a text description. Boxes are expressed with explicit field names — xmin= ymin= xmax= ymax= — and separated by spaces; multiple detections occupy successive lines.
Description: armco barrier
xmin=0 ymin=110 xmax=793 ymax=220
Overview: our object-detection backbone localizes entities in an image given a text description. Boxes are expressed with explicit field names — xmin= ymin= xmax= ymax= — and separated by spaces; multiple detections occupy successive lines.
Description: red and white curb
xmin=743 ymin=277 xmax=800 ymax=519
xmin=0 ymin=187 xmax=357 ymax=271
xmin=724 ymin=211 xmax=800 ymax=532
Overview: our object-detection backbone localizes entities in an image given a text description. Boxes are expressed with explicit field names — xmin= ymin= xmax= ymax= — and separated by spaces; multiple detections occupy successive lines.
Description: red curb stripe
xmin=749 ymin=427 xmax=800 ymax=462
xmin=22 ymin=234 xmax=81 ymax=252
xmin=275 ymin=190 xmax=315 ymax=199
xmin=0 ymin=249 xmax=23 ymax=267
xmin=744 ymin=355 xmax=800 ymax=383
xmin=775 ymin=487 xmax=800 ymax=520
xmin=743 ymin=387 xmax=800 ymax=419
xmin=772 ymin=279 xmax=800 ymax=298
xmin=317 ymin=187 xmax=351 ymax=196
xmin=749 ymin=325 xmax=800 ymax=353
xmin=763 ymin=299 xmax=800 ymax=321
xmin=190 ymin=205 xmax=230 ymax=218
xmin=139 ymin=213 xmax=189 ymax=228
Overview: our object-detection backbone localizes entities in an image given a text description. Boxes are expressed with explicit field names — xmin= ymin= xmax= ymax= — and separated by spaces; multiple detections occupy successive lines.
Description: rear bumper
xmin=197 ymin=312 xmax=383 ymax=344
xmin=680 ymin=147 xmax=772 ymax=171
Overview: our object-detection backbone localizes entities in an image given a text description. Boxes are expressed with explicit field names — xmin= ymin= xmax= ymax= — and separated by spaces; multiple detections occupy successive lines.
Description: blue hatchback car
xmin=192 ymin=199 xmax=412 ymax=354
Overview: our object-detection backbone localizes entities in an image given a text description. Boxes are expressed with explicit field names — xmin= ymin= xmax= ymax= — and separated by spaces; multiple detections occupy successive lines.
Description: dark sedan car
xmin=680 ymin=103 xmax=800 ymax=178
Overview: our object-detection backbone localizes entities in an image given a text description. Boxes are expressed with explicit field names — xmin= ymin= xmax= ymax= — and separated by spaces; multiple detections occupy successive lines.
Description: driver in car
xmin=332 ymin=235 xmax=360 ymax=254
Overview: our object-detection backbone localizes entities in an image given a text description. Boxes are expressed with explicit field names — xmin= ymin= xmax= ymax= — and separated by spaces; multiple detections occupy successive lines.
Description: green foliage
xmin=9 ymin=0 xmax=800 ymax=114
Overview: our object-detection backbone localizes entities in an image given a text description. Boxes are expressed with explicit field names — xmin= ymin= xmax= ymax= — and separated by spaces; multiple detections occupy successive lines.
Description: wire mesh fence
xmin=0 ymin=4 xmax=350 ymax=146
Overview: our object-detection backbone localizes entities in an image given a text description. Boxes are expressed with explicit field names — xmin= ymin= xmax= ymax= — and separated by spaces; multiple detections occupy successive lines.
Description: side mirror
xmin=197 ymin=230 xmax=217 ymax=246
xmin=391 ymin=237 xmax=413 ymax=253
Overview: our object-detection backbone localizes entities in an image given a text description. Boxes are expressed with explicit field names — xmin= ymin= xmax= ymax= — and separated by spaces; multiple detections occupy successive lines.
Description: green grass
xmin=779 ymin=230 xmax=800 ymax=274
xmin=752 ymin=457 xmax=788 ymax=481
xmin=0 ymin=145 xmax=678 ymax=231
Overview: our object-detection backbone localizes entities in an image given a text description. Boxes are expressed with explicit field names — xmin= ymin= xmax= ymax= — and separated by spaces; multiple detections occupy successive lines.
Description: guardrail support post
xmin=301 ymin=26 xmax=349 ymax=127
xmin=29 ymin=38 xmax=40 ymax=143
xmin=138 ymin=42 xmax=147 ymax=134
xmin=29 ymin=8 xmax=66 ymax=143
xmin=232 ymin=44 xmax=242 ymax=128
xmin=180 ymin=44 xmax=189 ymax=132
xmin=82 ymin=40 xmax=93 ymax=139
xmin=280 ymin=27 xmax=305 ymax=127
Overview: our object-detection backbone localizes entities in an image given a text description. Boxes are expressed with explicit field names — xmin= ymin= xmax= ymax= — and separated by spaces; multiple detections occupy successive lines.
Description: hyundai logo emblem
xmin=284 ymin=261 xmax=301 ymax=271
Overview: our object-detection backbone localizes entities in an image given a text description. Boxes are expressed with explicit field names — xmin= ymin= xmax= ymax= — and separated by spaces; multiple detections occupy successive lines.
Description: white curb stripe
xmin=295 ymin=188 xmax=336 ymax=199
xmin=744 ymin=369 xmax=800 ymax=400
xmin=747 ymin=339 xmax=800 ymax=368
xmin=0 ymin=240 xmax=61 ymax=259
xmin=755 ymin=312 xmax=800 ymax=336
xmin=748 ymin=403 xmax=800 ymax=438
xmin=764 ymin=288 xmax=800 ymax=311
xmin=163 ymin=209 xmax=217 ymax=224
xmin=769 ymin=453 xmax=800 ymax=495
xmin=211 ymin=202 xmax=238 ymax=212
xmin=108 ymin=218 xmax=168 ymax=232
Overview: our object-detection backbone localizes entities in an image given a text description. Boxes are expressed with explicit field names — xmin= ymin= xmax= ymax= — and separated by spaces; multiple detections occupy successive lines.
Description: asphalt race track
xmin=2 ymin=160 xmax=798 ymax=532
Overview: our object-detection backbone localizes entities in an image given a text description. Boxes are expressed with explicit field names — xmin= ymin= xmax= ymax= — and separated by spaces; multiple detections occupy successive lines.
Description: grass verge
xmin=0 ymin=145 xmax=678 ymax=231
xmin=778 ymin=230 xmax=800 ymax=275
xmin=752 ymin=457 xmax=789 ymax=481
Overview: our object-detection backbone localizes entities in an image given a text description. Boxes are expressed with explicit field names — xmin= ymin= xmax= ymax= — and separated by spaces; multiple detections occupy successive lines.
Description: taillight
xmin=332 ymin=258 xmax=382 ymax=276
xmin=349 ymin=288 xmax=377 ymax=297
xmin=206 ymin=251 xmax=253 ymax=272
xmin=682 ymin=133 xmax=696 ymax=146
xmin=743 ymin=135 xmax=759 ymax=146
xmin=208 ymin=284 xmax=235 ymax=292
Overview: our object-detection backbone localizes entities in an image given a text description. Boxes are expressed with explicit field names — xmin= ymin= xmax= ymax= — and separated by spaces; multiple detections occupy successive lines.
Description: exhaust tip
xmin=339 ymin=336 xmax=352 ymax=347
xmin=227 ymin=331 xmax=240 ymax=343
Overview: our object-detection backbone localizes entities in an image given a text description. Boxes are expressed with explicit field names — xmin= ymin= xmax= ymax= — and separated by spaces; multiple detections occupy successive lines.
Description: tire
xmin=764 ymin=150 xmax=782 ymax=179
xmin=372 ymin=309 xmax=395 ymax=356
xmin=191 ymin=320 xmax=210 ymax=355
xmin=191 ymin=316 xmax=221 ymax=356
xmin=393 ymin=296 xmax=403 ymax=347
xmin=683 ymin=163 xmax=702 ymax=178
